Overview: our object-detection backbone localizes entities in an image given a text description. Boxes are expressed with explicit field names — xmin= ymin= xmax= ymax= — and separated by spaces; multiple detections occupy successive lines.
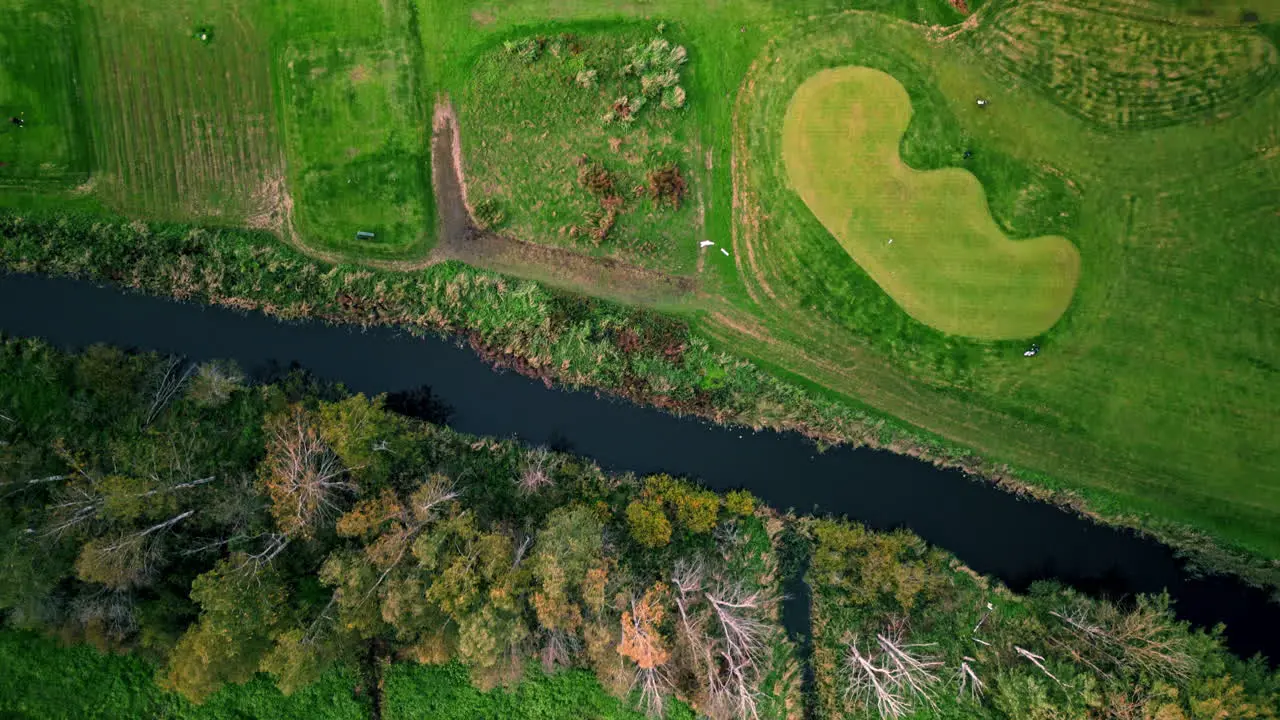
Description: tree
xmin=627 ymin=497 xmax=672 ymax=548
xmin=842 ymin=628 xmax=942 ymax=719
xmin=811 ymin=520 xmax=937 ymax=611
xmin=619 ymin=582 xmax=673 ymax=716
xmin=261 ymin=627 xmax=351 ymax=696
xmin=259 ymin=405 xmax=355 ymax=539
xmin=322 ymin=476 xmax=459 ymax=643
xmin=641 ymin=475 xmax=720 ymax=535
xmin=530 ymin=506 xmax=604 ymax=669
xmin=186 ymin=360 xmax=245 ymax=408
xmin=669 ymin=559 xmax=775 ymax=720
xmin=316 ymin=394 xmax=401 ymax=485
xmin=162 ymin=556 xmax=288 ymax=702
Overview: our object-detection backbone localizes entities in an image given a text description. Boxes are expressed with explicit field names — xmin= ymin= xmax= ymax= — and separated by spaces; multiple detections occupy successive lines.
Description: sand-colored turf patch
xmin=782 ymin=66 xmax=1080 ymax=339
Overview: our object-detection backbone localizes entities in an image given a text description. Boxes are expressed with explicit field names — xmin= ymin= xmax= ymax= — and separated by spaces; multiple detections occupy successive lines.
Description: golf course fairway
xmin=782 ymin=66 xmax=1081 ymax=339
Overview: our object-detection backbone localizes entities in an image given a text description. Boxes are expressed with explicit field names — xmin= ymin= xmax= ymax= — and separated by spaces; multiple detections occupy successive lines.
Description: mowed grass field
xmin=0 ymin=0 xmax=89 ymax=189
xmin=781 ymin=66 xmax=1080 ymax=339
xmin=78 ymin=0 xmax=282 ymax=222
xmin=722 ymin=5 xmax=1280 ymax=557
xmin=271 ymin=0 xmax=432 ymax=260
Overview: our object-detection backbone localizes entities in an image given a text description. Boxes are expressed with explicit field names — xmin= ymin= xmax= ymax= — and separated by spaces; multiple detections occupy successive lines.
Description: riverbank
xmin=2 ymin=210 xmax=1278 ymax=605
xmin=1 ymin=275 xmax=1279 ymax=666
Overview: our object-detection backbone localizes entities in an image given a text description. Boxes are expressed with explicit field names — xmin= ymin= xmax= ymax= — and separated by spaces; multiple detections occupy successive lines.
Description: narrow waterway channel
xmin=1 ymin=272 xmax=1276 ymax=663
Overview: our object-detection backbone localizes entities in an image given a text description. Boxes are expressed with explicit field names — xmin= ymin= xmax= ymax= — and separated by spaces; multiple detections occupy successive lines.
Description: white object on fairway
xmin=720 ymin=248 xmax=730 ymax=256
xmin=887 ymin=238 xmax=894 ymax=245
xmin=699 ymin=240 xmax=714 ymax=248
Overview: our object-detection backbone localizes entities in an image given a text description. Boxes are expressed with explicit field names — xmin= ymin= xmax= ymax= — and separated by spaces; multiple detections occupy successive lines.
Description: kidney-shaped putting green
xmin=782 ymin=67 xmax=1080 ymax=339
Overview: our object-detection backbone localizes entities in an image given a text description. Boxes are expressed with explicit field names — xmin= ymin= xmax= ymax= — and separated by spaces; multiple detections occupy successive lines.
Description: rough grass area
xmin=781 ymin=66 xmax=1079 ymax=339
xmin=461 ymin=29 xmax=701 ymax=274
xmin=77 ymin=0 xmax=282 ymax=222
xmin=0 ymin=0 xmax=89 ymax=189
xmin=723 ymin=9 xmax=1280 ymax=559
xmin=274 ymin=0 xmax=432 ymax=260
xmin=0 ymin=629 xmax=368 ymax=719
xmin=979 ymin=0 xmax=1279 ymax=130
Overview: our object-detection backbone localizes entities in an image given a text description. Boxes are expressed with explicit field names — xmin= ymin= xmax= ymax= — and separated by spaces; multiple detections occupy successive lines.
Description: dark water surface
xmin=1 ymin=273 xmax=1276 ymax=661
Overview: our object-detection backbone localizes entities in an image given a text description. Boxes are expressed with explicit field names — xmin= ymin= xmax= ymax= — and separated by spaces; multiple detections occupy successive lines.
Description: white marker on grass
xmin=720 ymin=248 xmax=729 ymax=256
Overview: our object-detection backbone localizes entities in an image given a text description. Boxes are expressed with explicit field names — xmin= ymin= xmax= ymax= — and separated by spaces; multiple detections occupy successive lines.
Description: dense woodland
xmin=0 ymin=338 xmax=1277 ymax=719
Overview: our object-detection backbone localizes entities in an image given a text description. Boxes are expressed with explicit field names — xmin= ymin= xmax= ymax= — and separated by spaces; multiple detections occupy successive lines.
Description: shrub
xmin=576 ymin=158 xmax=615 ymax=196
xmin=473 ymin=198 xmax=506 ymax=230
xmin=646 ymin=164 xmax=687 ymax=210
xmin=660 ymin=86 xmax=686 ymax=110
xmin=724 ymin=490 xmax=756 ymax=517
xmin=575 ymin=69 xmax=598 ymax=89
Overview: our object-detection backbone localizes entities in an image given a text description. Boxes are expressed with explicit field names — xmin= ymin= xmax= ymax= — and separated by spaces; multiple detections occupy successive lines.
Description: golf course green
xmin=782 ymin=66 xmax=1079 ymax=339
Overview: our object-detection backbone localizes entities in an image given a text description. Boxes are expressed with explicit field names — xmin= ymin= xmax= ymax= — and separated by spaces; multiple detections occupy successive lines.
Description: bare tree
xmin=516 ymin=447 xmax=556 ymax=494
xmin=667 ymin=558 xmax=774 ymax=720
xmin=261 ymin=407 xmax=358 ymax=537
xmin=845 ymin=638 xmax=910 ymax=719
xmin=45 ymin=481 xmax=105 ymax=537
xmin=1050 ymin=603 xmax=1195 ymax=681
xmin=843 ymin=628 xmax=942 ymax=718
xmin=0 ymin=474 xmax=67 ymax=499
xmin=71 ymin=588 xmax=138 ymax=640
xmin=540 ymin=629 xmax=577 ymax=672
xmin=145 ymin=356 xmax=196 ymax=426
xmin=237 ymin=532 xmax=291 ymax=573
xmin=633 ymin=664 xmax=671 ymax=718
xmin=705 ymin=584 xmax=773 ymax=720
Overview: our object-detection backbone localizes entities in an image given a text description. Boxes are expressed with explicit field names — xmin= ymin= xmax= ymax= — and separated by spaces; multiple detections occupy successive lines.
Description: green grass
xmin=271 ymin=0 xmax=432 ymax=260
xmin=781 ymin=65 xmax=1080 ymax=339
xmin=383 ymin=662 xmax=691 ymax=720
xmin=0 ymin=629 xmax=693 ymax=720
xmin=461 ymin=28 xmax=702 ymax=273
xmin=0 ymin=629 xmax=368 ymax=720
xmin=980 ymin=0 xmax=1280 ymax=130
xmin=0 ymin=0 xmax=89 ymax=189
xmin=723 ymin=8 xmax=1280 ymax=558
xmin=76 ymin=0 xmax=282 ymax=222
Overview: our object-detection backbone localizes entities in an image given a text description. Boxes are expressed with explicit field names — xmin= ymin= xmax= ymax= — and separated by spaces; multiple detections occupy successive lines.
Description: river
xmin=0 ymin=272 xmax=1275 ymax=662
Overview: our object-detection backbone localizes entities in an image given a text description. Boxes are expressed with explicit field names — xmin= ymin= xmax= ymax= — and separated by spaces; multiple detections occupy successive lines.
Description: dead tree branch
xmin=957 ymin=658 xmax=985 ymax=702
xmin=145 ymin=356 xmax=196 ymax=426
xmin=1015 ymin=646 xmax=1064 ymax=686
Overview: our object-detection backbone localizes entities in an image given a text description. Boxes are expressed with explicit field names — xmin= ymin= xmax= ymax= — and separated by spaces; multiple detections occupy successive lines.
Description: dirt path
xmin=271 ymin=99 xmax=695 ymax=305
xmin=426 ymin=100 xmax=696 ymax=305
